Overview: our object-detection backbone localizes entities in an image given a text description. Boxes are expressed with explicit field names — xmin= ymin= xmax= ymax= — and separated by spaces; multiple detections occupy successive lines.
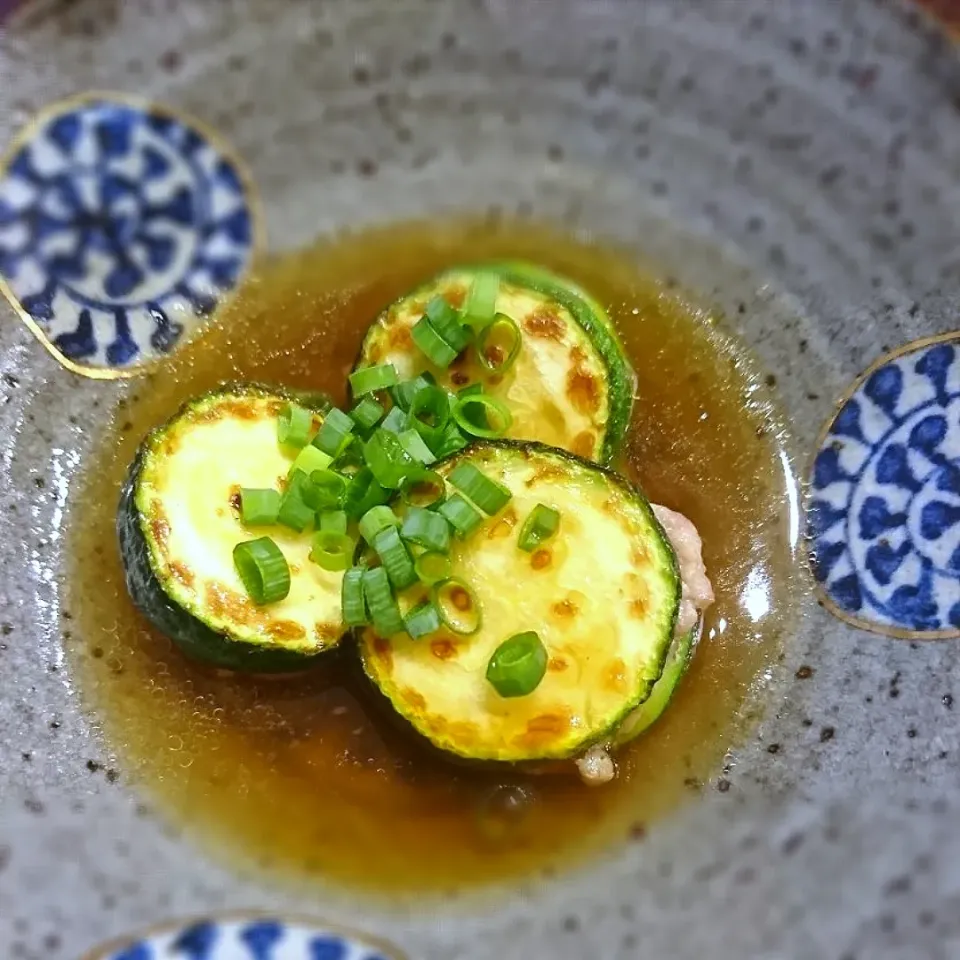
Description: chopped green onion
xmin=239 ymin=488 xmax=281 ymax=526
xmin=407 ymin=385 xmax=451 ymax=444
xmin=349 ymin=396 xmax=385 ymax=434
xmin=309 ymin=530 xmax=355 ymax=571
xmin=390 ymin=373 xmax=435 ymax=413
xmin=288 ymin=443 xmax=333 ymax=479
xmin=518 ymin=503 xmax=560 ymax=552
xmin=404 ymin=600 xmax=442 ymax=640
xmin=476 ymin=313 xmax=522 ymax=375
xmin=277 ymin=476 xmax=315 ymax=532
xmin=380 ymin=406 xmax=408 ymax=435
xmin=452 ymin=393 xmax=512 ymax=439
xmin=438 ymin=492 xmax=484 ymax=538
xmin=233 ymin=537 xmax=291 ymax=604
xmin=330 ymin=441 xmax=366 ymax=475
xmin=349 ymin=363 xmax=399 ymax=397
xmin=428 ymin=419 xmax=470 ymax=458
xmin=415 ymin=551 xmax=452 ymax=585
xmin=309 ymin=469 xmax=346 ymax=510
xmin=362 ymin=566 xmax=405 ymax=636
xmin=462 ymin=272 xmax=500 ymax=331
xmin=400 ymin=471 xmax=447 ymax=509
xmin=359 ymin=504 xmax=399 ymax=544
xmin=455 ymin=383 xmax=487 ymax=429
xmin=341 ymin=566 xmax=368 ymax=627
xmin=372 ymin=525 xmax=418 ymax=590
xmin=277 ymin=402 xmax=315 ymax=449
xmin=363 ymin=428 xmax=418 ymax=489
xmin=411 ymin=316 xmax=458 ymax=368
xmin=448 ymin=461 xmax=512 ymax=515
xmin=398 ymin=428 xmax=437 ymax=465
xmin=343 ymin=467 xmax=390 ymax=519
xmin=318 ymin=509 xmax=348 ymax=535
xmin=424 ymin=296 xmax=472 ymax=353
xmin=312 ymin=408 xmax=355 ymax=457
xmin=401 ymin=506 xmax=452 ymax=553
xmin=431 ymin=577 xmax=482 ymax=635
xmin=486 ymin=631 xmax=548 ymax=698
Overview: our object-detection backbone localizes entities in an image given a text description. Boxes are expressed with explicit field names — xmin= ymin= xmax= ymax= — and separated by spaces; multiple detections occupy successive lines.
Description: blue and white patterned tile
xmin=809 ymin=334 xmax=960 ymax=638
xmin=84 ymin=916 xmax=406 ymax=960
xmin=0 ymin=94 xmax=259 ymax=376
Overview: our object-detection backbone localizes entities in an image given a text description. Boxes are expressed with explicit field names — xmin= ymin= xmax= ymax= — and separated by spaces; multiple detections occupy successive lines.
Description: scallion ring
xmin=414 ymin=550 xmax=452 ymax=586
xmin=362 ymin=566 xmax=405 ymax=637
xmin=239 ymin=488 xmax=281 ymax=527
xmin=309 ymin=531 xmax=355 ymax=572
xmin=400 ymin=471 xmax=447 ymax=509
xmin=431 ymin=577 xmax=482 ymax=635
xmin=476 ymin=313 xmax=522 ymax=375
xmin=277 ymin=402 xmax=314 ymax=449
xmin=233 ymin=537 xmax=291 ymax=605
xmin=349 ymin=363 xmax=399 ymax=397
xmin=485 ymin=631 xmax=548 ymax=698
xmin=517 ymin=503 xmax=560 ymax=552
xmin=452 ymin=394 xmax=512 ymax=439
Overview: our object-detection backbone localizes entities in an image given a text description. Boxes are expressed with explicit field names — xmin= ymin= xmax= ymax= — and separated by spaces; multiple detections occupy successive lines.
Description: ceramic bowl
xmin=3 ymin=1 xmax=960 ymax=958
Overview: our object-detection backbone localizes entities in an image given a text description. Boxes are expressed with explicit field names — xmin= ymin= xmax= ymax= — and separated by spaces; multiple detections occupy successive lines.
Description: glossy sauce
xmin=66 ymin=219 xmax=798 ymax=897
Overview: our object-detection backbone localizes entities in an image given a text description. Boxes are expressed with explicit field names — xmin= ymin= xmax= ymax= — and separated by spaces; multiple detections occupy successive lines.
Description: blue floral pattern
xmin=0 ymin=96 xmax=256 ymax=372
xmin=93 ymin=917 xmax=401 ymax=960
xmin=809 ymin=337 xmax=960 ymax=636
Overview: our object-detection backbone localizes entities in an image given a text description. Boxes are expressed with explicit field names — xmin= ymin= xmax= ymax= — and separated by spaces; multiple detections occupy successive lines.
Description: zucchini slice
xmin=611 ymin=619 xmax=700 ymax=746
xmin=353 ymin=263 xmax=635 ymax=464
xmin=357 ymin=441 xmax=680 ymax=762
xmin=117 ymin=383 xmax=345 ymax=672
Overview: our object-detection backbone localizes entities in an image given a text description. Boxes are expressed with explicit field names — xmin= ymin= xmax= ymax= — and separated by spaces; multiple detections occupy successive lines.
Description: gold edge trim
xmin=804 ymin=329 xmax=960 ymax=641
xmin=0 ymin=89 xmax=265 ymax=381
xmin=78 ymin=909 xmax=410 ymax=960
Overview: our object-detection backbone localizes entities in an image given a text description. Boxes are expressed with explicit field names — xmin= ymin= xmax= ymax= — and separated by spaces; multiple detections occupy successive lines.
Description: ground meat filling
xmin=575 ymin=504 xmax=714 ymax=786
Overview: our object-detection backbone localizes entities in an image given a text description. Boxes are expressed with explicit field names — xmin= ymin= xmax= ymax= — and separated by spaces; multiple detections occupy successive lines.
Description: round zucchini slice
xmin=611 ymin=619 xmax=700 ymax=746
xmin=357 ymin=441 xmax=680 ymax=762
xmin=353 ymin=263 xmax=636 ymax=464
xmin=117 ymin=383 xmax=344 ymax=672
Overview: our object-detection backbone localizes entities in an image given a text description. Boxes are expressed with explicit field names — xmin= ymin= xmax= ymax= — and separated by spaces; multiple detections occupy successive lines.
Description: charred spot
xmin=444 ymin=285 xmax=467 ymax=309
xmin=387 ymin=324 xmax=414 ymax=351
xmin=431 ymin=638 xmax=458 ymax=660
xmin=168 ymin=562 xmax=194 ymax=588
xmin=547 ymin=657 xmax=569 ymax=672
xmin=566 ymin=368 xmax=602 ymax=415
xmin=401 ymin=688 xmax=427 ymax=711
xmin=551 ymin=599 xmax=578 ymax=619
xmin=523 ymin=309 xmax=564 ymax=340
xmin=483 ymin=344 xmax=505 ymax=367
xmin=515 ymin=713 xmax=570 ymax=747
xmin=205 ymin=583 xmax=256 ymax=625
xmin=449 ymin=586 xmax=473 ymax=612
xmin=631 ymin=544 xmax=649 ymax=568
xmin=314 ymin=622 xmax=340 ymax=644
xmin=149 ymin=516 xmax=171 ymax=556
xmin=228 ymin=485 xmax=242 ymax=512
xmin=604 ymin=658 xmax=628 ymax=692
xmin=218 ymin=399 xmax=261 ymax=420
xmin=450 ymin=370 xmax=470 ymax=386
xmin=373 ymin=636 xmax=393 ymax=668
xmin=531 ymin=548 xmax=552 ymax=570
xmin=572 ymin=431 xmax=596 ymax=458
xmin=487 ymin=507 xmax=518 ymax=539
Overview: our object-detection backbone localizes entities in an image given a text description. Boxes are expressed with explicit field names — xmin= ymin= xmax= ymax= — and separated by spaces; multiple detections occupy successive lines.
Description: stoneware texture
xmin=1 ymin=1 xmax=960 ymax=959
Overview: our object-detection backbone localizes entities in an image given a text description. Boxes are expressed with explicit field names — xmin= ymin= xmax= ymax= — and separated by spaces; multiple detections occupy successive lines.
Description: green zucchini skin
xmin=354 ymin=262 xmax=636 ymax=465
xmin=116 ymin=382 xmax=334 ymax=674
xmin=611 ymin=619 xmax=700 ymax=746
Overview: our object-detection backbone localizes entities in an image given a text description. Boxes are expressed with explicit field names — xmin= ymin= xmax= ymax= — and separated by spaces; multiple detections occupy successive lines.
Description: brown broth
xmin=65 ymin=218 xmax=798 ymax=898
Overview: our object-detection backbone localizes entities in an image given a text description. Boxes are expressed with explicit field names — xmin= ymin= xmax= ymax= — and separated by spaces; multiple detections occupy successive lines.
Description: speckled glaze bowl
xmin=3 ymin=1 xmax=960 ymax=958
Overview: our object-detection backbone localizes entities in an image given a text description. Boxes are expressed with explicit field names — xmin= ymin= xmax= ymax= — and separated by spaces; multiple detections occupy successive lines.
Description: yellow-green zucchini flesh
xmin=353 ymin=263 xmax=635 ymax=464
xmin=117 ymin=384 xmax=343 ymax=672
xmin=358 ymin=441 xmax=679 ymax=762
